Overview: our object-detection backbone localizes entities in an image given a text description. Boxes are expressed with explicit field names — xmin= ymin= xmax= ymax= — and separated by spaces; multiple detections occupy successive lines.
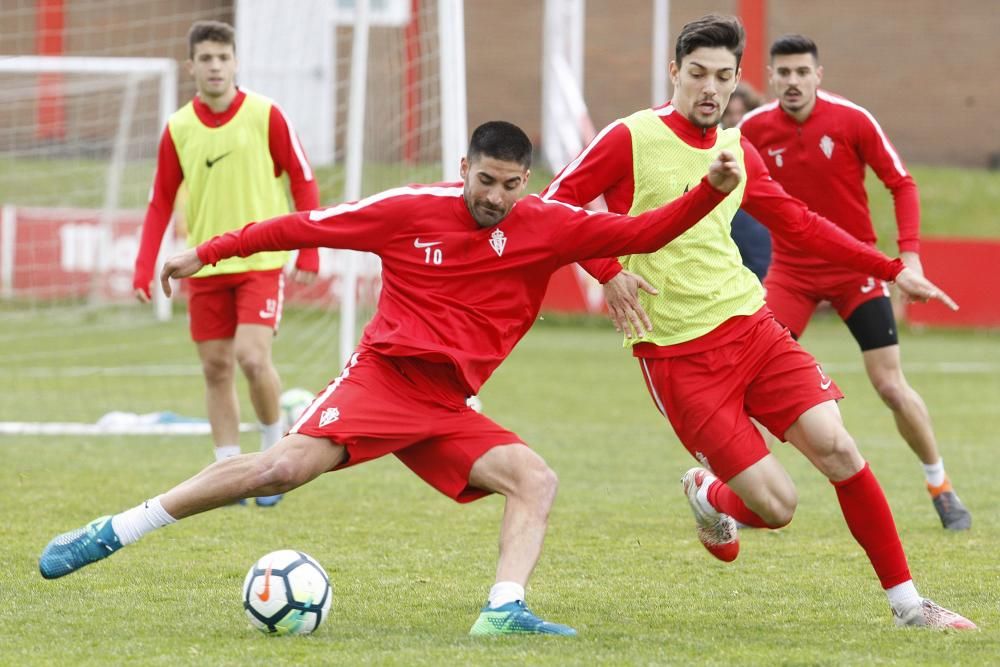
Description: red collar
xmin=192 ymin=89 xmax=247 ymax=128
xmin=658 ymin=102 xmax=720 ymax=149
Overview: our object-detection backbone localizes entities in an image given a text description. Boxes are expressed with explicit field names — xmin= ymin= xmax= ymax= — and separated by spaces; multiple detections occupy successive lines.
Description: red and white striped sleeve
xmin=196 ymin=185 xmax=439 ymax=266
xmin=268 ymin=103 xmax=321 ymax=271
xmin=845 ymin=102 xmax=920 ymax=253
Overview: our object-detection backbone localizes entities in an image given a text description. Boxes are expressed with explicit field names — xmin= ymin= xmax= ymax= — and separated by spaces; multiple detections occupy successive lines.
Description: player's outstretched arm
xmin=894 ymin=267 xmax=958 ymax=311
xmin=160 ymin=248 xmax=205 ymax=297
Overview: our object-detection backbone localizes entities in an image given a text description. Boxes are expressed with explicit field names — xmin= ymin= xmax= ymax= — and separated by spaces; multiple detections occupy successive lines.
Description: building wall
xmin=466 ymin=0 xmax=1000 ymax=168
xmin=3 ymin=1 xmax=997 ymax=168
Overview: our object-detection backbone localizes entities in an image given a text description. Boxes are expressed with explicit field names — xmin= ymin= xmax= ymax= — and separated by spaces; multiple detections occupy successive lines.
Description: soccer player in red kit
xmin=132 ymin=21 xmax=320 ymax=506
xmin=40 ymin=121 xmax=741 ymax=635
xmin=542 ymin=15 xmax=974 ymax=629
xmin=737 ymin=34 xmax=970 ymax=531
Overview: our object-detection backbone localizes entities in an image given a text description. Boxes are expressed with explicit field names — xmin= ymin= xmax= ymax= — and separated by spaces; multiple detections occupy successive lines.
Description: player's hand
xmin=291 ymin=268 xmax=318 ymax=285
xmin=160 ymin=248 xmax=204 ymax=297
xmin=894 ymin=266 xmax=958 ymax=311
xmin=707 ymin=150 xmax=742 ymax=194
xmin=134 ymin=286 xmax=151 ymax=303
xmin=604 ymin=270 xmax=658 ymax=338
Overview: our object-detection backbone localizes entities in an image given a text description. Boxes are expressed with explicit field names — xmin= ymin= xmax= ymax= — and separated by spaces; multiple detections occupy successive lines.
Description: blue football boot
xmin=39 ymin=515 xmax=123 ymax=579
xmin=469 ymin=600 xmax=577 ymax=636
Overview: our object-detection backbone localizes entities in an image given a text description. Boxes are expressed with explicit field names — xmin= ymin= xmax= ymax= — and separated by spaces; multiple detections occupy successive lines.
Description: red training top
xmin=197 ymin=179 xmax=726 ymax=394
xmin=738 ymin=89 xmax=920 ymax=270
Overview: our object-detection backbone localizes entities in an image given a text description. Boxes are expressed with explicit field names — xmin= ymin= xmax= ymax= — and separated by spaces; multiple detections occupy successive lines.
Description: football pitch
xmin=2 ymin=314 xmax=998 ymax=665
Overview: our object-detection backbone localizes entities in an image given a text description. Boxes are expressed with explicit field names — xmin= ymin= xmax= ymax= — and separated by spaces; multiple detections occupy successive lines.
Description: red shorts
xmin=638 ymin=313 xmax=843 ymax=482
xmin=765 ymin=263 xmax=890 ymax=337
xmin=186 ymin=269 xmax=284 ymax=342
xmin=289 ymin=350 xmax=523 ymax=503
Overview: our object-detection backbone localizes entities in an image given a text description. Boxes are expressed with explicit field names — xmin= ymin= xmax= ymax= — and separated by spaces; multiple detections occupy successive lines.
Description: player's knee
xmin=872 ymin=379 xmax=908 ymax=411
xmin=762 ymin=493 xmax=796 ymax=528
xmin=814 ymin=429 xmax=863 ymax=480
xmin=512 ymin=450 xmax=559 ymax=507
xmin=748 ymin=484 xmax=797 ymax=528
xmin=254 ymin=453 xmax=304 ymax=492
xmin=236 ymin=352 xmax=271 ymax=381
xmin=201 ymin=355 xmax=234 ymax=384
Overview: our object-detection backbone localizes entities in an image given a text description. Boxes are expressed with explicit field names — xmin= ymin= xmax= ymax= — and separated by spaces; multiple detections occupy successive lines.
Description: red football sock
xmin=832 ymin=462 xmax=912 ymax=589
xmin=707 ymin=479 xmax=771 ymax=528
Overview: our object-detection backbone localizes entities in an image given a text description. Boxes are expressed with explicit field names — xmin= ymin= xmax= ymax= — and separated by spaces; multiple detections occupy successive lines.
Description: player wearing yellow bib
xmin=132 ymin=21 xmax=320 ymax=507
xmin=542 ymin=14 xmax=974 ymax=629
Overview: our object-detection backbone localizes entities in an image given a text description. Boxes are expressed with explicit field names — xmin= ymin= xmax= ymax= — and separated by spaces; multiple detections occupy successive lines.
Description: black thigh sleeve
xmin=844 ymin=297 xmax=899 ymax=351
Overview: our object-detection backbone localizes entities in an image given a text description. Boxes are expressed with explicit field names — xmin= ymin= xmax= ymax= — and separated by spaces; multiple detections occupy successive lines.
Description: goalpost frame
xmin=0 ymin=55 xmax=179 ymax=321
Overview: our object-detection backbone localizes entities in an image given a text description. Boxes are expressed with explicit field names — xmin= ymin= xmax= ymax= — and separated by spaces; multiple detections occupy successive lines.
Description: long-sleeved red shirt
xmin=738 ymin=89 xmax=920 ymax=270
xmin=197 ymin=179 xmax=726 ymax=394
xmin=133 ymin=89 xmax=320 ymax=296
xmin=541 ymin=102 xmax=903 ymax=286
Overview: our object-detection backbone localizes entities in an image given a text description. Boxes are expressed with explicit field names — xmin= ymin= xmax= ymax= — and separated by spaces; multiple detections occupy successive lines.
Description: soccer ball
xmin=280 ymin=388 xmax=315 ymax=429
xmin=243 ymin=549 xmax=332 ymax=635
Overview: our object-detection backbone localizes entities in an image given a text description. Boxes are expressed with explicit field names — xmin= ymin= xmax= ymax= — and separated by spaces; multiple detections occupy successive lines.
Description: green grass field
xmin=3 ymin=315 xmax=999 ymax=665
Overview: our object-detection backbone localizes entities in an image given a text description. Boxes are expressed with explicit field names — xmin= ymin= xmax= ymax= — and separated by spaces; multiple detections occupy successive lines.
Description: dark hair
xmin=770 ymin=34 xmax=819 ymax=60
xmin=188 ymin=20 xmax=236 ymax=58
xmin=467 ymin=121 xmax=532 ymax=169
xmin=675 ymin=15 xmax=745 ymax=67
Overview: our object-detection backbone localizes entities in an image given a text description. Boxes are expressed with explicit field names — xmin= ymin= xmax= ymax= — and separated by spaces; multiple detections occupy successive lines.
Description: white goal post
xmin=0 ymin=55 xmax=178 ymax=322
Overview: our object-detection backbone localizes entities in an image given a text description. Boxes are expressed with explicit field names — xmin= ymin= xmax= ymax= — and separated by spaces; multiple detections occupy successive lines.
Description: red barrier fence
xmin=4 ymin=207 xmax=997 ymax=329
xmin=905 ymin=237 xmax=1000 ymax=328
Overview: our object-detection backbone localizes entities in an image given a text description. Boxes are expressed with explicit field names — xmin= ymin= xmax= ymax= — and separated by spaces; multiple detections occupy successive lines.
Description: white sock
xmin=923 ymin=459 xmax=946 ymax=488
xmin=696 ymin=481 xmax=721 ymax=519
xmin=111 ymin=496 xmax=177 ymax=546
xmin=886 ymin=580 xmax=921 ymax=612
xmin=488 ymin=581 xmax=525 ymax=609
xmin=214 ymin=444 xmax=241 ymax=462
xmin=260 ymin=420 xmax=283 ymax=451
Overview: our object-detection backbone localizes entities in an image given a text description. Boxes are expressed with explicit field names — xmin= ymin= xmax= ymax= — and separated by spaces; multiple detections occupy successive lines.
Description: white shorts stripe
xmin=639 ymin=358 xmax=667 ymax=417
xmin=289 ymin=352 xmax=360 ymax=434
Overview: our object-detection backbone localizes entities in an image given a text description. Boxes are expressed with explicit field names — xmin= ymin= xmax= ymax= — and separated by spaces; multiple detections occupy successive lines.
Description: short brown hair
xmin=675 ymin=15 xmax=745 ymax=68
xmin=188 ymin=20 xmax=235 ymax=59
xmin=770 ymin=34 xmax=819 ymax=61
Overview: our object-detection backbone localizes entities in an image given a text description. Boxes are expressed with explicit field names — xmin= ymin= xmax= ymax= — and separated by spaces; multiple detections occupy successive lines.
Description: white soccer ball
xmin=280 ymin=388 xmax=315 ymax=428
xmin=243 ymin=549 xmax=332 ymax=635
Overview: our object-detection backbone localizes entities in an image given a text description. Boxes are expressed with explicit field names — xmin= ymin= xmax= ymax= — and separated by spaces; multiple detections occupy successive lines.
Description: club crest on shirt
xmin=819 ymin=135 xmax=835 ymax=159
xmin=489 ymin=228 xmax=507 ymax=257
xmin=318 ymin=407 xmax=340 ymax=427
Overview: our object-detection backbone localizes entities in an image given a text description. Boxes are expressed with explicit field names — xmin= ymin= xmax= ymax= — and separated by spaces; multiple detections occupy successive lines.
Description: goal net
xmin=0 ymin=0 xmax=466 ymax=434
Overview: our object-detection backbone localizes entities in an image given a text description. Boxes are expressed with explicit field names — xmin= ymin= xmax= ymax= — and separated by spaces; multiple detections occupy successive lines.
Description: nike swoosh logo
xmin=205 ymin=151 xmax=232 ymax=168
xmin=767 ymin=148 xmax=786 ymax=156
xmin=258 ymin=310 xmax=275 ymax=319
xmin=256 ymin=565 xmax=272 ymax=602
xmin=413 ymin=238 xmax=443 ymax=248
xmin=820 ymin=379 xmax=832 ymax=390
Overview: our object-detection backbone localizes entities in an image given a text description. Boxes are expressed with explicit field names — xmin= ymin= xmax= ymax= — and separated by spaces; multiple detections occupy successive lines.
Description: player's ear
xmin=185 ymin=59 xmax=195 ymax=77
xmin=816 ymin=65 xmax=823 ymax=83
xmin=459 ymin=157 xmax=469 ymax=180
xmin=668 ymin=60 xmax=680 ymax=86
